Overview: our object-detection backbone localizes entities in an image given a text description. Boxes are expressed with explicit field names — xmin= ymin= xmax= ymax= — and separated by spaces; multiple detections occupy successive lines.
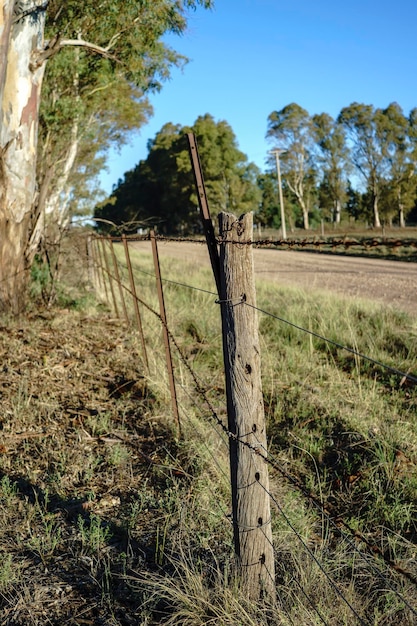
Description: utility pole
xmin=270 ymin=149 xmax=287 ymax=240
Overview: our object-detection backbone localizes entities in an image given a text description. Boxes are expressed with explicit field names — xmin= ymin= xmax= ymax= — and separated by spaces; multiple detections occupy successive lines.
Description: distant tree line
xmin=95 ymin=102 xmax=417 ymax=235
xmin=95 ymin=114 xmax=260 ymax=234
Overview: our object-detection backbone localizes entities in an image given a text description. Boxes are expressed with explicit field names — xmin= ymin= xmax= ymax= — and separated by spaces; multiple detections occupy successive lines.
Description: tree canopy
xmin=95 ymin=114 xmax=261 ymax=234
xmin=0 ymin=0 xmax=213 ymax=313
xmin=264 ymin=101 xmax=417 ymax=230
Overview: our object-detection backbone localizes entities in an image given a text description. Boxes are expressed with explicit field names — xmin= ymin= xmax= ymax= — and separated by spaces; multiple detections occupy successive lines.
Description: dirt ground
xmin=141 ymin=241 xmax=417 ymax=317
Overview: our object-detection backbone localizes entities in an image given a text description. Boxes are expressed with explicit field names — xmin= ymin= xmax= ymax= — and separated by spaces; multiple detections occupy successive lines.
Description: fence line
xmin=86 ymin=234 xmax=417 ymax=622
xmin=94 ymin=237 xmax=417 ymax=388
xmin=103 ymin=232 xmax=417 ymax=252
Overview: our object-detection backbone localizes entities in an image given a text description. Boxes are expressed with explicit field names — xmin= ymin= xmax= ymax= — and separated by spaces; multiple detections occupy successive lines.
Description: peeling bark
xmin=0 ymin=0 xmax=46 ymax=313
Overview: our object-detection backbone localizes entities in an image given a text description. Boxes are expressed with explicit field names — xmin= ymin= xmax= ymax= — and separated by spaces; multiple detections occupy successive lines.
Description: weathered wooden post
xmin=218 ymin=211 xmax=275 ymax=600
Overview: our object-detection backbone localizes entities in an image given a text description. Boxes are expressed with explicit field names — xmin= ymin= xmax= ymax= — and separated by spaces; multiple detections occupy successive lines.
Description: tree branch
xmin=32 ymin=35 xmax=123 ymax=70
xmin=58 ymin=38 xmax=122 ymax=63
xmin=12 ymin=0 xmax=49 ymax=24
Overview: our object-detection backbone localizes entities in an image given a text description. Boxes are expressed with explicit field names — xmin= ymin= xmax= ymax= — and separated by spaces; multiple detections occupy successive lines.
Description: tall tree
xmin=312 ymin=113 xmax=350 ymax=224
xmin=36 ymin=43 xmax=152 ymax=247
xmin=380 ymin=103 xmax=416 ymax=227
xmin=95 ymin=114 xmax=261 ymax=234
xmin=190 ymin=114 xmax=260 ymax=216
xmin=0 ymin=0 xmax=213 ymax=314
xmin=338 ymin=103 xmax=390 ymax=228
xmin=266 ymin=103 xmax=315 ymax=230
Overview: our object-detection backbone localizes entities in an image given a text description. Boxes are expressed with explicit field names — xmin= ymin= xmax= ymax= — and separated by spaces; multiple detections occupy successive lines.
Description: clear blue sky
xmin=101 ymin=0 xmax=417 ymax=194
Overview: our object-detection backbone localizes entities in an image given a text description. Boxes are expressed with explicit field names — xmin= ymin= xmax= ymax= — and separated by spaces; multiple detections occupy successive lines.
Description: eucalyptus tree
xmin=378 ymin=103 xmax=416 ymax=227
xmin=266 ymin=103 xmax=315 ymax=230
xmin=311 ymin=112 xmax=350 ymax=224
xmin=36 ymin=44 xmax=152 ymax=247
xmin=190 ymin=114 xmax=260 ymax=217
xmin=338 ymin=103 xmax=390 ymax=228
xmin=0 ymin=0 xmax=213 ymax=314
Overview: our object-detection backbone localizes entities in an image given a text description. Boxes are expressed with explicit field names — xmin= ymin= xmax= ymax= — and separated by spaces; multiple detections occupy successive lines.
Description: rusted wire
xmin=88 ymin=249 xmax=417 ymax=619
xmin=92 ymin=232 xmax=417 ymax=252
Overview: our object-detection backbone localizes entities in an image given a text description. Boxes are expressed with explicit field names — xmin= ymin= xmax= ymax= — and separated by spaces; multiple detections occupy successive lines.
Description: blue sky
xmin=101 ymin=0 xmax=417 ymax=194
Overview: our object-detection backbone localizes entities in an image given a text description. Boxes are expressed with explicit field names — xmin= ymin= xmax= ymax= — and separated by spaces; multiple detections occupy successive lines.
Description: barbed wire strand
xmin=0 ymin=265 xmax=31 ymax=286
xmin=154 ymin=373 xmax=328 ymax=626
xmin=115 ymin=253 xmax=219 ymax=297
xmin=100 ymin=250 xmax=417 ymax=387
xmin=139 ymin=358 xmax=319 ymax=625
xmin=90 ymin=255 xmax=417 ymax=617
xmin=99 ymin=233 xmax=417 ymax=252
xmin=236 ymin=443 xmax=363 ymax=625
xmin=163 ymin=318 xmax=381 ymax=624
xmin=248 ymin=431 xmax=417 ymax=615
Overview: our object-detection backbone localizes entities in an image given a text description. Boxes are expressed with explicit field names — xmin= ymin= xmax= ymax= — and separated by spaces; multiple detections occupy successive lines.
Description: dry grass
xmin=1 ymin=232 xmax=417 ymax=625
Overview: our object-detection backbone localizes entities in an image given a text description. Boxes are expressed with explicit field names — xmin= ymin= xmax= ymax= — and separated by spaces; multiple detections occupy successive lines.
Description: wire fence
xmin=84 ymin=233 xmax=417 ymax=624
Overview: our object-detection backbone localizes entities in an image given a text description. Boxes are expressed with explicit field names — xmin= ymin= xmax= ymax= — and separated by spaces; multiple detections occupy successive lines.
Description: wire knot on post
xmin=215 ymin=293 xmax=246 ymax=307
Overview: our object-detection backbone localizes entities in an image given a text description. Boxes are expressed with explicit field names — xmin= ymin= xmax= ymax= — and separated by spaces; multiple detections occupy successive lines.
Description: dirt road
xmin=136 ymin=241 xmax=417 ymax=317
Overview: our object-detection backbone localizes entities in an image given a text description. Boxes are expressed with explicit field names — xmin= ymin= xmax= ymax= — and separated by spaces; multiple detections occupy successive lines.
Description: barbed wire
xmin=89 ymin=246 xmax=417 ymax=621
xmin=134 ymin=281 xmax=417 ymax=615
xmin=0 ymin=265 xmax=31 ymax=286
xmin=93 ymin=243 xmax=417 ymax=387
xmin=151 ymin=283 xmax=417 ymax=615
xmin=143 ymin=321 xmax=331 ymax=625
xmin=117 ymin=259 xmax=218 ymax=297
xmin=96 ymin=233 xmax=417 ymax=252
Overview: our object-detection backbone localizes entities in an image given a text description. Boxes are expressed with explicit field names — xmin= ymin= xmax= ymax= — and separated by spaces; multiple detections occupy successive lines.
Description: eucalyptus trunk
xmin=299 ymin=197 xmax=309 ymax=230
xmin=44 ymin=120 xmax=79 ymax=244
xmin=334 ymin=199 xmax=341 ymax=224
xmin=399 ymin=206 xmax=405 ymax=228
xmin=373 ymin=194 xmax=381 ymax=228
xmin=0 ymin=1 xmax=46 ymax=313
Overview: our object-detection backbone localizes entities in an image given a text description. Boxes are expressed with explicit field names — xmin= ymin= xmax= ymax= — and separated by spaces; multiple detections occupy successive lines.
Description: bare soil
xmin=144 ymin=241 xmax=417 ymax=316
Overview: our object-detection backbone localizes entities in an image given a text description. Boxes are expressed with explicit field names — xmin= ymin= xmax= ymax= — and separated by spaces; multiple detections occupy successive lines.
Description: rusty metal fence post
xmin=100 ymin=238 xmax=119 ymax=317
xmin=150 ymin=230 xmax=180 ymax=433
xmin=109 ymin=237 xmax=129 ymax=324
xmin=94 ymin=237 xmax=110 ymax=306
xmin=122 ymin=235 xmax=149 ymax=371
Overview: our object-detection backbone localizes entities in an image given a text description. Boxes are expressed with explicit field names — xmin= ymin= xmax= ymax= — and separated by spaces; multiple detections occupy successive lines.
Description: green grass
xmin=1 ymin=236 xmax=417 ymax=624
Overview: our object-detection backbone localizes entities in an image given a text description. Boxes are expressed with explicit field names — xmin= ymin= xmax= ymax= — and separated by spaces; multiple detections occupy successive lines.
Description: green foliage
xmin=263 ymin=101 xmax=417 ymax=229
xmin=312 ymin=112 xmax=350 ymax=223
xmin=337 ymin=102 xmax=417 ymax=227
xmin=37 ymin=1 xmax=214 ymax=237
xmin=95 ymin=114 xmax=261 ymax=234
xmin=267 ymin=103 xmax=317 ymax=229
xmin=256 ymin=172 xmax=280 ymax=228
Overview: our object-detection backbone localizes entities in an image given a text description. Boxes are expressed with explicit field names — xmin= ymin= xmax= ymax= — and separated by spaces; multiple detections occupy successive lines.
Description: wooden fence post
xmin=218 ymin=211 xmax=275 ymax=600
